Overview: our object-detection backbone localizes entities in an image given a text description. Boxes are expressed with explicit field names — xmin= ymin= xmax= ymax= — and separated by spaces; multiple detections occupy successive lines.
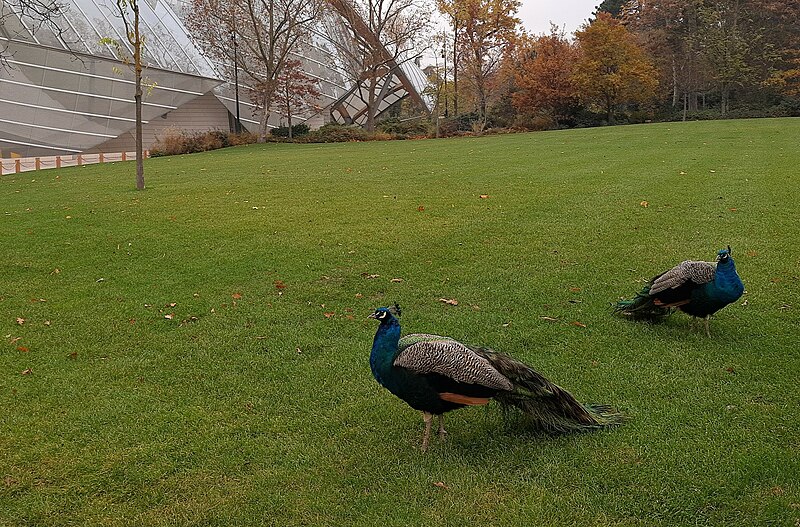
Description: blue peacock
xmin=614 ymin=246 xmax=744 ymax=336
xmin=368 ymin=305 xmax=624 ymax=451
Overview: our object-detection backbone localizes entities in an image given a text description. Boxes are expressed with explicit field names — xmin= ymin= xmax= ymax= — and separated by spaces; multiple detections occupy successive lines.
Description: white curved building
xmin=0 ymin=0 xmax=430 ymax=158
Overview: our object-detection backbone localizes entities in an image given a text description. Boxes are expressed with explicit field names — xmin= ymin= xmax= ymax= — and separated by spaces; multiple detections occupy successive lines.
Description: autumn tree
xmin=273 ymin=58 xmax=321 ymax=138
xmin=325 ymin=0 xmax=432 ymax=131
xmin=510 ymin=26 xmax=579 ymax=124
xmin=573 ymin=12 xmax=658 ymax=122
xmin=593 ymin=0 xmax=627 ymax=18
xmin=187 ymin=0 xmax=320 ymax=138
xmin=625 ymin=0 xmax=794 ymax=117
xmin=624 ymin=0 xmax=705 ymax=113
xmin=759 ymin=1 xmax=800 ymax=97
xmin=455 ymin=0 xmax=520 ymax=127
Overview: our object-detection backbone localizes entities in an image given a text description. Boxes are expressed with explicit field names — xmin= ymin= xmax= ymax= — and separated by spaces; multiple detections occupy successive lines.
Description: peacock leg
xmin=437 ymin=414 xmax=447 ymax=441
xmin=704 ymin=315 xmax=711 ymax=337
xmin=421 ymin=412 xmax=433 ymax=452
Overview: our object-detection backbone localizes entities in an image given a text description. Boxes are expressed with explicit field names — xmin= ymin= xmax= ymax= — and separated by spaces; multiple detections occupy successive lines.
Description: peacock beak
xmin=367 ymin=312 xmax=378 ymax=319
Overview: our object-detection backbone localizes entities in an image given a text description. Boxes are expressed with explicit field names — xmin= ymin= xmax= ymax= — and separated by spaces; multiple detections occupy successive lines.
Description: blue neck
xmin=370 ymin=317 xmax=401 ymax=386
xmin=714 ymin=258 xmax=744 ymax=296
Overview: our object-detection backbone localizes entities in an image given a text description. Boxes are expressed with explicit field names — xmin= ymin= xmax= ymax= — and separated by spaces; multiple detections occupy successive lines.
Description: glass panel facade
xmin=1 ymin=0 xmax=430 ymax=157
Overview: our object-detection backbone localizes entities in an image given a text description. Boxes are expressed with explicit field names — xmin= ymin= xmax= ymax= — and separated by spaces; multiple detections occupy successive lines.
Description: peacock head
xmin=716 ymin=245 xmax=732 ymax=262
xmin=368 ymin=304 xmax=401 ymax=323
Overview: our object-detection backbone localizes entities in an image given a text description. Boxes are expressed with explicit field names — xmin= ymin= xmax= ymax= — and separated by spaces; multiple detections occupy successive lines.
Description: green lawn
xmin=1 ymin=118 xmax=798 ymax=526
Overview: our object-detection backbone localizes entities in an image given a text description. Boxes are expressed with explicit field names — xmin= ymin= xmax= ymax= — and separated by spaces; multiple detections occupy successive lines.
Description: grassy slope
xmin=1 ymin=118 xmax=798 ymax=526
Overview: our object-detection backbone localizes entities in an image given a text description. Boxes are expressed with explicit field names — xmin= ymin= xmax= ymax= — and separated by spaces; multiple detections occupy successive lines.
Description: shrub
xmin=150 ymin=129 xmax=257 ymax=157
xmin=301 ymin=123 xmax=370 ymax=143
xmin=270 ymin=123 xmax=310 ymax=137
xmin=377 ymin=117 xmax=430 ymax=136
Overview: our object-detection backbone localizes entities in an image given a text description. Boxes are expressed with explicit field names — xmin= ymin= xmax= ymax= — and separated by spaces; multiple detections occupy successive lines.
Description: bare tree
xmin=187 ymin=0 xmax=320 ymax=138
xmin=325 ymin=0 xmax=432 ymax=131
xmin=1 ymin=0 xmax=66 ymax=66
xmin=101 ymin=0 xmax=145 ymax=190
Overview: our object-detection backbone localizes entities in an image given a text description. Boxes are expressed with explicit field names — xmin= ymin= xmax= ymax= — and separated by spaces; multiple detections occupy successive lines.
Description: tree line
xmin=430 ymin=0 xmax=799 ymax=131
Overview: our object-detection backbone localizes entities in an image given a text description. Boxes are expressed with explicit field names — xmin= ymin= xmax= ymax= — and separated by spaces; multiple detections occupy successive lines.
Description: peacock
xmin=368 ymin=305 xmax=624 ymax=451
xmin=613 ymin=246 xmax=744 ymax=336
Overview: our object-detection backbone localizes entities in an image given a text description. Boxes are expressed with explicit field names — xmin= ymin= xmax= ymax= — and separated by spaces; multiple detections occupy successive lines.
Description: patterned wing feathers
xmin=650 ymin=260 xmax=716 ymax=294
xmin=394 ymin=335 xmax=513 ymax=391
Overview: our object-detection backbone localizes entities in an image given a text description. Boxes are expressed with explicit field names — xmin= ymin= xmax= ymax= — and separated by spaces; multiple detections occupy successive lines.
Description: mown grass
xmin=1 ymin=118 xmax=798 ymax=526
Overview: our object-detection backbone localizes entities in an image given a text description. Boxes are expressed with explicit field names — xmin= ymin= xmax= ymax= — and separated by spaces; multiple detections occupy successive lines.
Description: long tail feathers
xmin=473 ymin=347 xmax=625 ymax=434
xmin=613 ymin=284 xmax=672 ymax=321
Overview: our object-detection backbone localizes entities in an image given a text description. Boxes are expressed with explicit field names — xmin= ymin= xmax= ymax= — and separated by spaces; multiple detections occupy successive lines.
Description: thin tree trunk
xmin=453 ymin=21 xmax=458 ymax=117
xmin=134 ymin=5 xmax=144 ymax=190
xmin=671 ymin=56 xmax=679 ymax=107
xmin=287 ymin=91 xmax=293 ymax=139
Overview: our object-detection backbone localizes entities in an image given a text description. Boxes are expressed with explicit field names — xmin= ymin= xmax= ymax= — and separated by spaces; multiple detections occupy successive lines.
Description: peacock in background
xmin=613 ymin=246 xmax=744 ymax=336
xmin=368 ymin=305 xmax=624 ymax=451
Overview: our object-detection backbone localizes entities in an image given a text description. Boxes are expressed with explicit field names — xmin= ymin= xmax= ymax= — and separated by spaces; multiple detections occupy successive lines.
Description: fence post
xmin=56 ymin=156 xmax=61 ymax=169
xmin=122 ymin=152 xmax=127 ymax=161
xmin=35 ymin=158 xmax=41 ymax=170
xmin=77 ymin=154 xmax=82 ymax=166
xmin=15 ymin=159 xmax=21 ymax=173
xmin=99 ymin=153 xmax=104 ymax=163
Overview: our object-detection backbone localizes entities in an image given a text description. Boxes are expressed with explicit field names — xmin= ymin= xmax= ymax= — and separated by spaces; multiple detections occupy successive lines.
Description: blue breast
xmin=683 ymin=259 xmax=744 ymax=317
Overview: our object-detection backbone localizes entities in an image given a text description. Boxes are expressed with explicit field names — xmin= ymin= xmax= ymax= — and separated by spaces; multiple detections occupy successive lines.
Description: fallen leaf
xmin=571 ymin=321 xmax=587 ymax=328
xmin=540 ymin=316 xmax=558 ymax=322
xmin=725 ymin=367 xmax=736 ymax=374
xmin=129 ymin=319 xmax=136 ymax=324
xmin=17 ymin=346 xmax=29 ymax=352
xmin=361 ymin=273 xmax=380 ymax=279
xmin=232 ymin=293 xmax=242 ymax=300
xmin=96 ymin=278 xmax=105 ymax=283
xmin=69 ymin=352 xmax=77 ymax=360
xmin=417 ymin=205 xmax=425 ymax=212
xmin=710 ymin=170 xmax=716 ymax=173
xmin=51 ymin=268 xmax=61 ymax=274
xmin=21 ymin=368 xmax=32 ymax=375
xmin=44 ymin=320 xmax=51 ymax=326
xmin=679 ymin=171 xmax=686 ymax=175
xmin=729 ymin=208 xmax=737 ymax=212
xmin=390 ymin=278 xmax=404 ymax=283
xmin=355 ymin=293 xmax=363 ymax=299
xmin=771 ymin=486 xmax=785 ymax=496
xmin=9 ymin=336 xmax=21 ymax=344
xmin=740 ymin=300 xmax=748 ymax=306
xmin=479 ymin=194 xmax=489 ymax=199
xmin=168 ymin=302 xmax=177 ymax=307
xmin=144 ymin=304 xmax=152 ymax=308
xmin=346 ymin=315 xmax=355 ymax=320
xmin=164 ymin=313 xmax=174 ymax=320
xmin=569 ymin=287 xmax=582 ymax=292
xmin=193 ymin=293 xmax=200 ymax=297
xmin=296 ymin=347 xmax=302 ymax=354
xmin=433 ymin=481 xmax=450 ymax=489
xmin=274 ymin=280 xmax=286 ymax=289
xmin=438 ymin=298 xmax=458 ymax=306
xmin=16 ymin=317 xmax=25 ymax=325
xmin=640 ymin=201 xmax=649 ymax=208
xmin=324 ymin=312 xmax=335 ymax=318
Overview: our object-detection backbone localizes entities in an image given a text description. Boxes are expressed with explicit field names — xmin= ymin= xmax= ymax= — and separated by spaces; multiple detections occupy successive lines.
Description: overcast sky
xmin=517 ymin=0 xmax=599 ymax=36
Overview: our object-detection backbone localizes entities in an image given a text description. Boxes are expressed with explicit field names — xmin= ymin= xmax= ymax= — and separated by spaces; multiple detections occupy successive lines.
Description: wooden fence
xmin=0 ymin=151 xmax=150 ymax=175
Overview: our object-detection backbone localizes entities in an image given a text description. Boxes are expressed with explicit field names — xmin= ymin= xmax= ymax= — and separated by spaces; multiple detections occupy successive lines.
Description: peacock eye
xmin=377 ymin=311 xmax=387 ymax=319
